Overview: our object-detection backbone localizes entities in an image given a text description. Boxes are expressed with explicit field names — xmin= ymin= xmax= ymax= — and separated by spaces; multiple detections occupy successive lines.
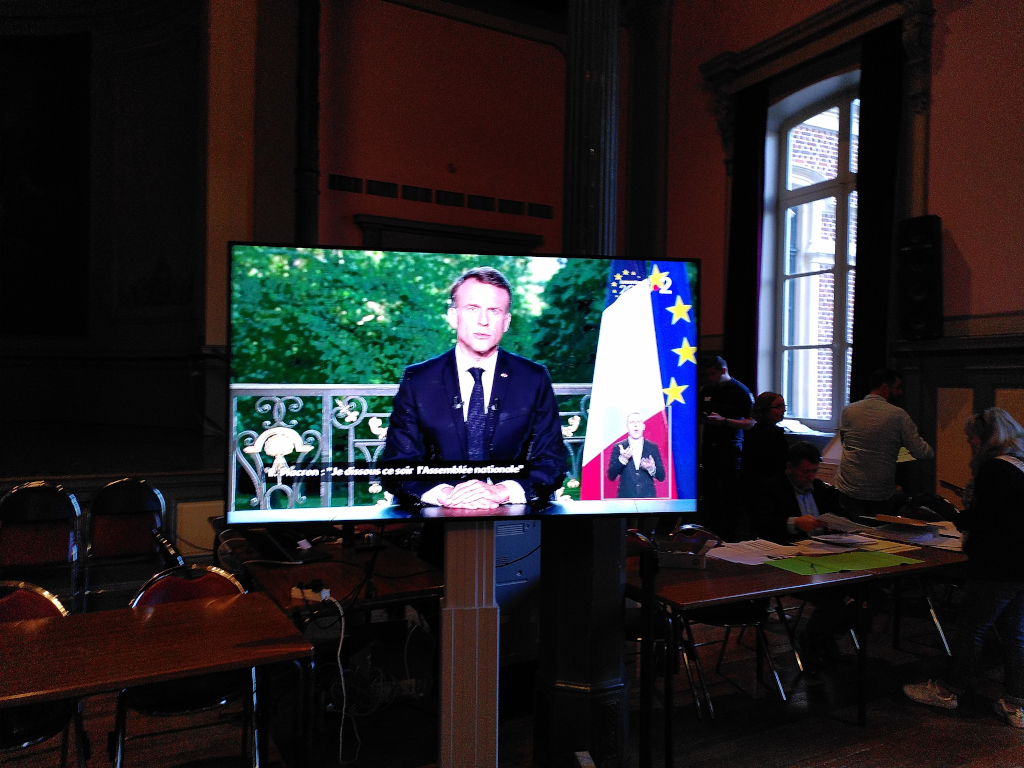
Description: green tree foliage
xmin=231 ymin=247 xmax=539 ymax=384
xmin=530 ymin=257 xmax=608 ymax=383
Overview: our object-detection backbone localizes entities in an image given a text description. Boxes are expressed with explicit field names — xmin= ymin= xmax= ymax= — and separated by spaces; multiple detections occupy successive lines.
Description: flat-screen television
xmin=227 ymin=245 xmax=699 ymax=524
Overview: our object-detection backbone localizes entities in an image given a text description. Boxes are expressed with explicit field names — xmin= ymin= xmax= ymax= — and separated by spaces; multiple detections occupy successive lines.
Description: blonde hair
xmin=965 ymin=407 xmax=1024 ymax=473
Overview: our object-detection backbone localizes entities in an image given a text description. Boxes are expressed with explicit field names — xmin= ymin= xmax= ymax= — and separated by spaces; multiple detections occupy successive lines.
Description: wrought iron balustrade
xmin=230 ymin=383 xmax=592 ymax=512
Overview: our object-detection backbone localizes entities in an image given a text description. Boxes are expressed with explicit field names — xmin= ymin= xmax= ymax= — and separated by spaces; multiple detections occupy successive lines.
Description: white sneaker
xmin=994 ymin=698 xmax=1024 ymax=728
xmin=903 ymin=680 xmax=958 ymax=710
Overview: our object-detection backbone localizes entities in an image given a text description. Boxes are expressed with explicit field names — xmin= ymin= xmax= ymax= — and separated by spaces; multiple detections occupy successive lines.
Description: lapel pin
xmin=500 ymin=372 xmax=508 ymax=378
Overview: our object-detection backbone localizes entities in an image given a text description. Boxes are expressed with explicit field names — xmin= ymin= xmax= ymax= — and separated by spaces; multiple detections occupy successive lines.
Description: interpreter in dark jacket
xmin=607 ymin=412 xmax=666 ymax=498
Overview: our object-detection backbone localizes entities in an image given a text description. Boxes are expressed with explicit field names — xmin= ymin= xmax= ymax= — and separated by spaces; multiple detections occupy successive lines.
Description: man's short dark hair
xmin=787 ymin=441 xmax=822 ymax=466
xmin=702 ymin=355 xmax=727 ymax=371
xmin=867 ymin=368 xmax=901 ymax=392
xmin=449 ymin=267 xmax=513 ymax=309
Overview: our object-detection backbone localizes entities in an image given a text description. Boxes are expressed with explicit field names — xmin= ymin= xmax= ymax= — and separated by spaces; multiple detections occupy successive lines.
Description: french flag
xmin=580 ymin=260 xmax=698 ymax=503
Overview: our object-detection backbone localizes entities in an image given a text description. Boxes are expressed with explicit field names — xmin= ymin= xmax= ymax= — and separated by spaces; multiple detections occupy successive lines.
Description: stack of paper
xmin=706 ymin=539 xmax=798 ymax=566
xmin=795 ymin=539 xmax=850 ymax=555
xmin=811 ymin=532 xmax=877 ymax=547
xmin=858 ymin=539 xmax=920 ymax=554
xmin=816 ymin=513 xmax=878 ymax=534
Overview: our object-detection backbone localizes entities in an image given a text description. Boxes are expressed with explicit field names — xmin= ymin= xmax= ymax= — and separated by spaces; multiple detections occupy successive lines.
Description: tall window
xmin=771 ymin=87 xmax=859 ymax=430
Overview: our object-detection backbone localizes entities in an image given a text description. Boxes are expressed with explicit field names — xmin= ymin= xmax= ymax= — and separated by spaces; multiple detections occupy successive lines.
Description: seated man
xmin=756 ymin=441 xmax=840 ymax=544
xmin=756 ymin=442 xmax=860 ymax=669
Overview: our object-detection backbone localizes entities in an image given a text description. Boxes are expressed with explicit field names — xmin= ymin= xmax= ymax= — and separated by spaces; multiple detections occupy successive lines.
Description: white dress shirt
xmin=786 ymin=479 xmax=820 ymax=534
xmin=454 ymin=344 xmax=498 ymax=420
xmin=627 ymin=436 xmax=648 ymax=472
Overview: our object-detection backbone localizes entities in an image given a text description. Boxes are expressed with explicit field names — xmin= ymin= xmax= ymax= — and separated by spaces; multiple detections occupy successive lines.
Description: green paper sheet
xmin=766 ymin=550 xmax=923 ymax=575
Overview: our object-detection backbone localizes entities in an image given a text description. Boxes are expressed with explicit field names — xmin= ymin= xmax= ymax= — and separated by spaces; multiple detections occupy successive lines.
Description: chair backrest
xmin=626 ymin=528 xmax=656 ymax=558
xmin=88 ymin=478 xmax=166 ymax=558
xmin=0 ymin=482 xmax=81 ymax=568
xmin=0 ymin=581 xmax=68 ymax=622
xmin=131 ymin=565 xmax=244 ymax=608
xmin=899 ymin=493 xmax=959 ymax=522
xmin=667 ymin=524 xmax=722 ymax=554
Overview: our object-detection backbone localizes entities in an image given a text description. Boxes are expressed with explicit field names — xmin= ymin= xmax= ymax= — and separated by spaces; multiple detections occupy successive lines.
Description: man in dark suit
xmin=756 ymin=441 xmax=840 ymax=544
xmin=756 ymin=441 xmax=860 ymax=669
xmin=607 ymin=412 xmax=666 ymax=498
xmin=382 ymin=266 xmax=566 ymax=510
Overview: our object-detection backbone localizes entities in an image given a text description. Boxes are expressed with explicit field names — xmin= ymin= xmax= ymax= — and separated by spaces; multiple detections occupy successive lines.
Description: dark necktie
xmin=466 ymin=367 xmax=486 ymax=460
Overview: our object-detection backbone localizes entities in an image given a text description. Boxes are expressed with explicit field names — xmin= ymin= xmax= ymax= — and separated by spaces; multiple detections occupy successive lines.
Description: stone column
xmin=624 ymin=0 xmax=672 ymax=260
xmin=538 ymin=7 xmax=626 ymax=763
xmin=561 ymin=0 xmax=620 ymax=257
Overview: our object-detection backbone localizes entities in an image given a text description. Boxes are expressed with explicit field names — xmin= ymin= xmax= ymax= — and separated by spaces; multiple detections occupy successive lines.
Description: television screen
xmin=227 ymin=246 xmax=699 ymax=523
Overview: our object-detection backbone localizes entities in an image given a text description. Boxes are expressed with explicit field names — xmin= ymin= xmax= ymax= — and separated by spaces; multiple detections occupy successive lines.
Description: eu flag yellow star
xmin=663 ymin=378 xmax=688 ymax=405
xmin=666 ymin=295 xmax=692 ymax=324
xmin=648 ymin=263 xmax=670 ymax=293
xmin=671 ymin=338 xmax=698 ymax=366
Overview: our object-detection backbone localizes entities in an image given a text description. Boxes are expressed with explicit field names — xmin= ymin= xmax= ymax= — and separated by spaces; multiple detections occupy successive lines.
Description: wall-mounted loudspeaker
xmin=895 ymin=214 xmax=943 ymax=340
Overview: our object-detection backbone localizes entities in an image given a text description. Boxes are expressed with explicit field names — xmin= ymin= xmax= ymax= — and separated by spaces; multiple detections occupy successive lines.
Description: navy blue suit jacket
xmin=755 ymin=474 xmax=841 ymax=544
xmin=607 ymin=439 xmax=665 ymax=498
xmin=382 ymin=348 xmax=567 ymax=506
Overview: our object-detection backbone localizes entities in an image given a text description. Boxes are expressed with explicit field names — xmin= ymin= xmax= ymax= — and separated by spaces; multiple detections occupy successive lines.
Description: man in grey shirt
xmin=834 ymin=368 xmax=934 ymax=519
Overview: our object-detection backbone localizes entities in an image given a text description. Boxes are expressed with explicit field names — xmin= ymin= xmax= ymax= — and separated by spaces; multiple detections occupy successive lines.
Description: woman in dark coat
xmin=738 ymin=392 xmax=788 ymax=539
xmin=741 ymin=391 xmax=788 ymax=488
xmin=904 ymin=407 xmax=1024 ymax=728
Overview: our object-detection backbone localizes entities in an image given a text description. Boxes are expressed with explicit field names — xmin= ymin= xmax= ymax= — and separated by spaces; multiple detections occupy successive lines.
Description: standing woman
xmin=740 ymin=392 xmax=789 ymax=538
xmin=741 ymin=392 xmax=789 ymax=488
xmin=904 ymin=407 xmax=1024 ymax=728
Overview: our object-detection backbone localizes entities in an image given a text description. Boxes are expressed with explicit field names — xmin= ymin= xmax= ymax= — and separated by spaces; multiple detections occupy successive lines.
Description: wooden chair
xmin=0 ymin=581 xmax=89 ymax=767
xmin=109 ymin=565 xmax=256 ymax=768
xmin=0 ymin=482 xmax=84 ymax=612
xmin=84 ymin=478 xmax=184 ymax=610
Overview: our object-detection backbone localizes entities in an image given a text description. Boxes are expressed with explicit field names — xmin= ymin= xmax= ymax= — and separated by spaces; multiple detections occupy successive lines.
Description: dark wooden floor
xmin=11 ymin=593 xmax=1023 ymax=767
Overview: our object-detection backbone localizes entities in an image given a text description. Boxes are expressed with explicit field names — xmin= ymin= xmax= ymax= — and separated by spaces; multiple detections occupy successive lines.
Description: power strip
xmin=291 ymin=586 xmax=331 ymax=601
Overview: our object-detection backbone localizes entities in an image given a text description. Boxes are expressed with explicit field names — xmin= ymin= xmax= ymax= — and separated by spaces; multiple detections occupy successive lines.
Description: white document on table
xmin=707 ymin=539 xmax=798 ymax=566
xmin=796 ymin=539 xmax=853 ymax=555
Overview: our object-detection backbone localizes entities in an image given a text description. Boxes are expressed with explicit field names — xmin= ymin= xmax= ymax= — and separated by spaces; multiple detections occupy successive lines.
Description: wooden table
xmin=0 ymin=592 xmax=314 ymax=767
xmin=630 ymin=546 xmax=967 ymax=768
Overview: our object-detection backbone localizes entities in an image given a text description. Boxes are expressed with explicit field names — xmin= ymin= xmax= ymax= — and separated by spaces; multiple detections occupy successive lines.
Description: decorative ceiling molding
xmin=701 ymin=0 xmax=911 ymax=95
xmin=700 ymin=0 xmax=934 ymax=167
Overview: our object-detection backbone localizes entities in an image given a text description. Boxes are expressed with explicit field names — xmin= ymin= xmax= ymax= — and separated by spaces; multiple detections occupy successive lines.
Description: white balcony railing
xmin=229 ymin=383 xmax=592 ymax=513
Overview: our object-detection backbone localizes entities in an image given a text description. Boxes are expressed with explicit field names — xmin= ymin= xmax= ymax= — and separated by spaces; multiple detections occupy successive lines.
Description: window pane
xmin=787 ymin=106 xmax=839 ymax=190
xmin=846 ymin=268 xmax=855 ymax=344
xmin=783 ymin=273 xmax=834 ymax=346
xmin=782 ymin=348 xmax=833 ymax=420
xmin=850 ymin=99 xmax=860 ymax=174
xmin=848 ymin=191 xmax=857 ymax=266
xmin=784 ymin=197 xmax=837 ymax=275
xmin=845 ymin=347 xmax=853 ymax=406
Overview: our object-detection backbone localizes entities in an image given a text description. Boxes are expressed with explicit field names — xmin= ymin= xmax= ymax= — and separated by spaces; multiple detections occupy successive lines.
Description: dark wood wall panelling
xmin=892 ymin=334 xmax=1024 ymax=493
